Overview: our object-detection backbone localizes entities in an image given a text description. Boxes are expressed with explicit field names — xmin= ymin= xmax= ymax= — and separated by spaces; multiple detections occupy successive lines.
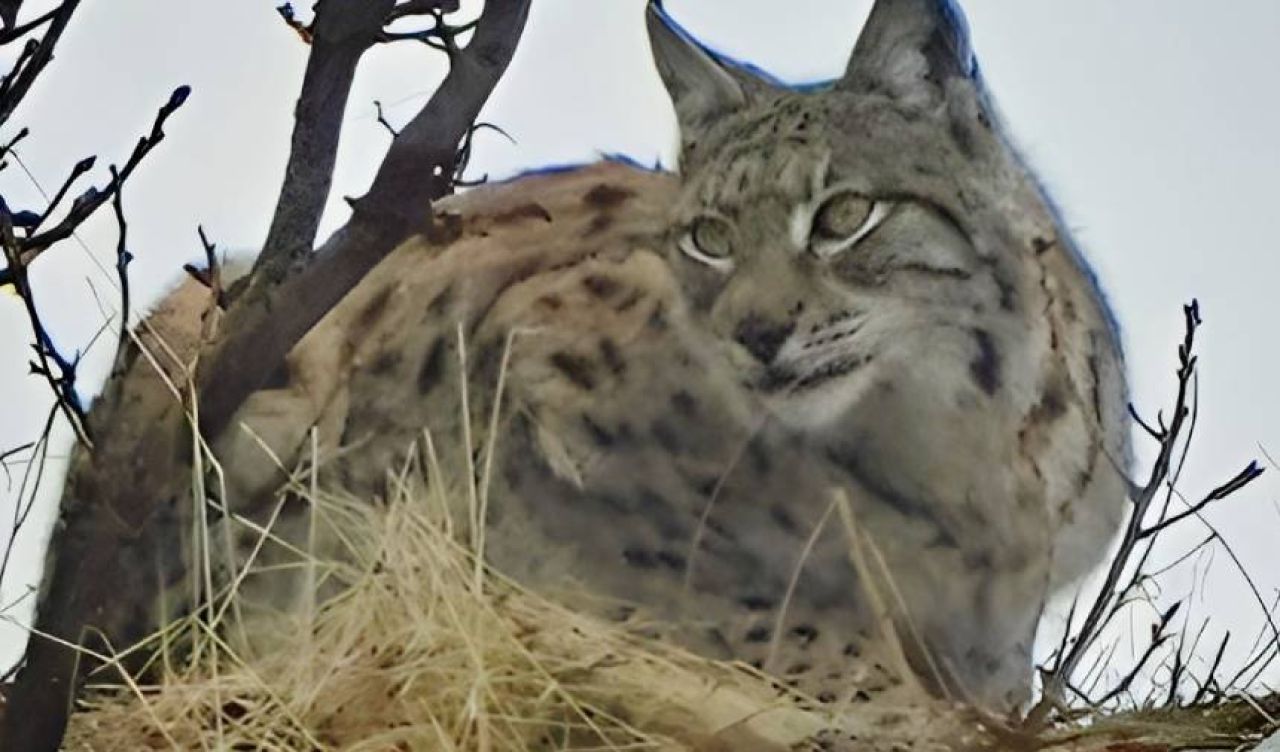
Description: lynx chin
xmin=27 ymin=0 xmax=1130 ymax=717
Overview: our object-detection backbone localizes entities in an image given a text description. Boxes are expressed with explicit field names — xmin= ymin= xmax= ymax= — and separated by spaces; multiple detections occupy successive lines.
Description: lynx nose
xmin=733 ymin=314 xmax=795 ymax=364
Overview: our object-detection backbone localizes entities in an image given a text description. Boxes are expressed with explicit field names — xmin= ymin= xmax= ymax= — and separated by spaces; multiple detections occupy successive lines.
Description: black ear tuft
xmin=646 ymin=1 xmax=748 ymax=134
xmin=839 ymin=0 xmax=976 ymax=98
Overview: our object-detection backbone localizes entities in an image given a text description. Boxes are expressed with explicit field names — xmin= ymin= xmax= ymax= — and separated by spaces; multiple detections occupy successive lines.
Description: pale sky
xmin=0 ymin=0 xmax=1277 ymax=693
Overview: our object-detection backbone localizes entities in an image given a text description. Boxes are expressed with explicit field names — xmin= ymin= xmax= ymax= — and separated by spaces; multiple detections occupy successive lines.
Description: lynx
xmin=21 ymin=0 xmax=1129 ymax=720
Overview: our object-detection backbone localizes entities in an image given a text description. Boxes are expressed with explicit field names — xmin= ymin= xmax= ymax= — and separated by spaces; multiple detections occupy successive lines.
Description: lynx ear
xmin=838 ymin=0 xmax=976 ymax=97
xmin=646 ymin=2 xmax=747 ymax=134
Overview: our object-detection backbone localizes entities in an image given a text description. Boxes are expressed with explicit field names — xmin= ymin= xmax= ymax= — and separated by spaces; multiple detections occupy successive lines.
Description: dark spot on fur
xmin=598 ymin=338 xmax=626 ymax=376
xmin=670 ymin=390 xmax=698 ymax=416
xmin=598 ymin=492 xmax=634 ymax=514
xmin=537 ymin=294 xmax=563 ymax=311
xmin=995 ymin=275 xmax=1017 ymax=312
xmin=968 ymin=328 xmax=1001 ymax=396
xmin=582 ymin=274 xmax=621 ymax=299
xmin=817 ymin=691 xmax=837 ymax=703
xmin=689 ymin=474 xmax=717 ymax=497
xmin=963 ymin=548 xmax=995 ymax=572
xmin=615 ymin=290 xmax=643 ymax=313
xmin=745 ymin=626 xmax=771 ymax=644
xmin=582 ymin=183 xmax=634 ymax=210
xmin=769 ymin=505 xmax=800 ymax=536
xmin=494 ymin=202 xmax=553 ymax=225
xmin=647 ymin=304 xmax=669 ymax=331
xmin=583 ymin=213 xmax=614 ymax=237
xmin=786 ymin=662 xmax=812 ymax=675
xmin=370 ymin=350 xmax=401 ymax=376
xmin=703 ymin=516 xmax=738 ymax=544
xmin=656 ymin=550 xmax=686 ymax=570
xmin=581 ymin=414 xmax=615 ymax=447
xmin=827 ymin=446 xmax=944 ymax=527
xmin=650 ymin=418 xmax=682 ymax=453
xmin=471 ymin=338 xmax=505 ymax=381
xmin=622 ymin=548 xmax=658 ymax=569
xmin=427 ymin=284 xmax=454 ymax=316
xmin=1033 ymin=236 xmax=1054 ymax=255
xmin=739 ymin=595 xmax=774 ymax=612
xmin=748 ymin=440 xmax=774 ymax=476
xmin=635 ymin=487 xmax=686 ymax=538
xmin=1087 ymin=338 xmax=1105 ymax=421
xmin=790 ymin=624 xmax=819 ymax=646
xmin=843 ymin=642 xmax=861 ymax=658
xmin=355 ymin=285 xmax=394 ymax=335
xmin=417 ymin=338 xmax=446 ymax=395
xmin=734 ymin=314 xmax=795 ymax=364
xmin=549 ymin=351 xmax=597 ymax=390
xmin=1030 ymin=382 xmax=1068 ymax=423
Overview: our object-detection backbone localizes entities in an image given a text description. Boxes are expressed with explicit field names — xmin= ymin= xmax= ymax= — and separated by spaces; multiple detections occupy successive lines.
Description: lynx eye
xmin=679 ymin=216 xmax=735 ymax=271
xmin=808 ymin=192 xmax=893 ymax=259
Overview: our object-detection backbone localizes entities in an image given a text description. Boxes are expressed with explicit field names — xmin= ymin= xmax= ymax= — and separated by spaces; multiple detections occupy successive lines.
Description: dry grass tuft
xmin=60 ymin=463 xmax=981 ymax=751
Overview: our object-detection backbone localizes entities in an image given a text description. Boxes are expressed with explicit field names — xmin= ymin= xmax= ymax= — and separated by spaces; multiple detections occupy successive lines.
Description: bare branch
xmin=373 ymin=99 xmax=400 ymax=137
xmin=0 ymin=5 xmax=57 ymax=46
xmin=0 ymin=0 xmax=22 ymax=31
xmin=29 ymin=154 xmax=94 ymax=231
xmin=2 ymin=3 xmax=531 ymax=749
xmin=203 ymin=0 xmax=531 ymax=439
xmin=1093 ymin=601 xmax=1180 ymax=707
xmin=1138 ymin=462 xmax=1265 ymax=541
xmin=108 ymin=164 xmax=132 ymax=362
xmin=252 ymin=0 xmax=397 ymax=288
xmin=1025 ymin=301 xmax=1266 ymax=728
xmin=0 ymin=86 xmax=189 ymax=285
xmin=0 ymin=205 xmax=91 ymax=447
xmin=1191 ymin=632 xmax=1232 ymax=706
xmin=0 ymin=0 xmax=78 ymax=129
xmin=387 ymin=0 xmax=460 ymax=23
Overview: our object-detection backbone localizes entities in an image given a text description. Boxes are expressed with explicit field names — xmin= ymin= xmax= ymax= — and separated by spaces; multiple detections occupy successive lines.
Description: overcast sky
xmin=0 ymin=0 xmax=1277 ymax=690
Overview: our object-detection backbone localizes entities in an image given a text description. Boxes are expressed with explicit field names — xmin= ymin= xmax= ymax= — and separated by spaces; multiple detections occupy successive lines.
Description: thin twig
xmin=0 ymin=85 xmax=189 ymax=283
xmin=108 ymin=164 xmax=132 ymax=360
xmin=0 ymin=205 xmax=91 ymax=446
xmin=373 ymin=99 xmax=400 ymax=137
xmin=1025 ymin=301 xmax=1265 ymax=727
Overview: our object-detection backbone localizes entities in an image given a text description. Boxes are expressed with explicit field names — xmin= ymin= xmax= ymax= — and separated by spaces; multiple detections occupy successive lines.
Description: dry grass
xmin=59 ymin=447 xmax=984 ymax=752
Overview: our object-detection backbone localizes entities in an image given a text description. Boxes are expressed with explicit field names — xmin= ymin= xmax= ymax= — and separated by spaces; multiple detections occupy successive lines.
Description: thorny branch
xmin=1026 ymin=301 xmax=1267 ymax=727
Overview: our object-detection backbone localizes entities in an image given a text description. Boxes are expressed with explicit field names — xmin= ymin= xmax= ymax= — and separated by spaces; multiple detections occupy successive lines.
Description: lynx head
xmin=647 ymin=0 xmax=1102 ymax=430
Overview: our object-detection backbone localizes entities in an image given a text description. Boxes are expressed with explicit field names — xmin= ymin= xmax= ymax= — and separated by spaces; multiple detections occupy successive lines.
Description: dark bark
xmin=251 ymin=0 xmax=396 ymax=287
xmin=0 ymin=0 xmax=21 ymax=30
xmin=0 ymin=0 xmax=77 ymax=129
xmin=0 ymin=2 xmax=531 ymax=750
